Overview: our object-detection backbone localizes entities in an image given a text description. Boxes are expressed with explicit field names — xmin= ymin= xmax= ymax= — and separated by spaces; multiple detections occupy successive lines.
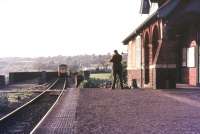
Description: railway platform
xmin=32 ymin=88 xmax=79 ymax=134
xmin=31 ymin=88 xmax=200 ymax=134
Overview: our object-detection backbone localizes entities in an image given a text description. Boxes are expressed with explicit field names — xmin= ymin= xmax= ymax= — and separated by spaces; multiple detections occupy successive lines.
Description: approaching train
xmin=58 ymin=64 xmax=69 ymax=77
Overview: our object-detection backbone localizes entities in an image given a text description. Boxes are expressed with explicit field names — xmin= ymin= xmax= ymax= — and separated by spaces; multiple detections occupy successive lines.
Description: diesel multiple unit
xmin=58 ymin=64 xmax=68 ymax=77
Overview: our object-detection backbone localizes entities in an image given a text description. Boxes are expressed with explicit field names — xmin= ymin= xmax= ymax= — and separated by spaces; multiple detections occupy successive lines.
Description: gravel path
xmin=76 ymin=89 xmax=200 ymax=134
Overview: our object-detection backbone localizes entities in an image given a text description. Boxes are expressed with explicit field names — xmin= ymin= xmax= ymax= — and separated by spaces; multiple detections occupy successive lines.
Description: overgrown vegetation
xmin=79 ymin=78 xmax=112 ymax=88
xmin=79 ymin=62 xmax=127 ymax=88
xmin=90 ymin=73 xmax=111 ymax=80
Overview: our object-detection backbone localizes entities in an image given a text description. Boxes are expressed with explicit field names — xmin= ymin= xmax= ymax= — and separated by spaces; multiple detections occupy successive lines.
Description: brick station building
xmin=123 ymin=0 xmax=200 ymax=89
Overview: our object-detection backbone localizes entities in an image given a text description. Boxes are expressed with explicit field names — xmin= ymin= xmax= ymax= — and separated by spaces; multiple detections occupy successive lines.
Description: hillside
xmin=0 ymin=53 xmax=128 ymax=76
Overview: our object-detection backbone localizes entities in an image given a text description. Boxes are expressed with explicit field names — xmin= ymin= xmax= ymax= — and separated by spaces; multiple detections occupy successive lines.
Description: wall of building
xmin=140 ymin=19 xmax=176 ymax=89
xmin=154 ymin=38 xmax=177 ymax=89
xmin=181 ymin=67 xmax=197 ymax=85
xmin=126 ymin=1 xmax=200 ymax=89
xmin=181 ymin=25 xmax=198 ymax=85
xmin=133 ymin=19 xmax=177 ymax=89
xmin=127 ymin=36 xmax=142 ymax=87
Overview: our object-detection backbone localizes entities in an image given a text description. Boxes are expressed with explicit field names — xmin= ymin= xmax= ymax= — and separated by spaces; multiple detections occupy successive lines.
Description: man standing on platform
xmin=110 ymin=50 xmax=123 ymax=89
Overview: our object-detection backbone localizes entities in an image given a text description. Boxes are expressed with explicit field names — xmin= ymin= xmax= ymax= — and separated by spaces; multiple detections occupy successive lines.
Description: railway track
xmin=0 ymin=78 xmax=67 ymax=134
xmin=50 ymin=78 xmax=66 ymax=90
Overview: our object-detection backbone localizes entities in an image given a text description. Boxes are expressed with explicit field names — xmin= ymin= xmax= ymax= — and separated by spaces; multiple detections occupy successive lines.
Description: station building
xmin=123 ymin=0 xmax=200 ymax=89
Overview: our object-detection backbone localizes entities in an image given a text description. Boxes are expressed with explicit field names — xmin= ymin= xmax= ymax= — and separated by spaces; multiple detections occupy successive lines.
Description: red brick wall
xmin=189 ymin=68 xmax=197 ymax=85
xmin=128 ymin=69 xmax=141 ymax=87
xmin=181 ymin=67 xmax=197 ymax=86
xmin=127 ymin=20 xmax=200 ymax=89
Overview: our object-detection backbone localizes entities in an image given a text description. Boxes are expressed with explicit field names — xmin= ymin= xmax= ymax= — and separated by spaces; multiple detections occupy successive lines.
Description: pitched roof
xmin=123 ymin=0 xmax=180 ymax=45
xmin=184 ymin=0 xmax=200 ymax=14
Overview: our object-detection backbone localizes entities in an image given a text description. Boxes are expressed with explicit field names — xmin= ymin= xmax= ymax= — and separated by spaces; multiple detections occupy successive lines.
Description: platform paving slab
xmin=33 ymin=88 xmax=79 ymax=134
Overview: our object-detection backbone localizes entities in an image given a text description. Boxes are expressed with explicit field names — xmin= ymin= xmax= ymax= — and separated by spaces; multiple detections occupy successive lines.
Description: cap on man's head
xmin=114 ymin=50 xmax=118 ymax=54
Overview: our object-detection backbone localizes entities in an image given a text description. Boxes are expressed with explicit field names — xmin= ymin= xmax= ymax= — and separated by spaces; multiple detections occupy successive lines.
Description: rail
xmin=0 ymin=79 xmax=58 ymax=122
xmin=30 ymin=77 xmax=67 ymax=133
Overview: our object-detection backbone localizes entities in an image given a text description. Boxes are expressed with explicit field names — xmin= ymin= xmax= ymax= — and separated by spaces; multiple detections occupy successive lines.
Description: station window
xmin=135 ymin=36 xmax=141 ymax=68
xmin=187 ymin=47 xmax=195 ymax=67
xmin=127 ymin=40 xmax=135 ymax=69
xmin=182 ymin=47 xmax=195 ymax=67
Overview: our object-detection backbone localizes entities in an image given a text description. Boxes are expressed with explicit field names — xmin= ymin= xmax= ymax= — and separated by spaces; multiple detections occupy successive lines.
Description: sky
xmin=0 ymin=0 xmax=157 ymax=57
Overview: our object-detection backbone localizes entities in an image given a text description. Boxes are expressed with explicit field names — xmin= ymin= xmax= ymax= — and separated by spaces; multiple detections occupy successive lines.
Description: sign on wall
xmin=140 ymin=0 xmax=150 ymax=14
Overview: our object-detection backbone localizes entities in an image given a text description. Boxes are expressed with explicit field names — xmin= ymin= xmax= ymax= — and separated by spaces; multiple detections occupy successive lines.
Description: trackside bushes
xmin=79 ymin=78 xmax=112 ymax=88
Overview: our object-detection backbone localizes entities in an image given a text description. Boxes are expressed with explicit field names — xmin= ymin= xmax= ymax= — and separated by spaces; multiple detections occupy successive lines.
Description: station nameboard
xmin=140 ymin=0 xmax=151 ymax=14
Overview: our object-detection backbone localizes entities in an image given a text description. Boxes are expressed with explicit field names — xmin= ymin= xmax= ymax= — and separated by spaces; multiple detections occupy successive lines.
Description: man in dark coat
xmin=110 ymin=50 xmax=123 ymax=89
